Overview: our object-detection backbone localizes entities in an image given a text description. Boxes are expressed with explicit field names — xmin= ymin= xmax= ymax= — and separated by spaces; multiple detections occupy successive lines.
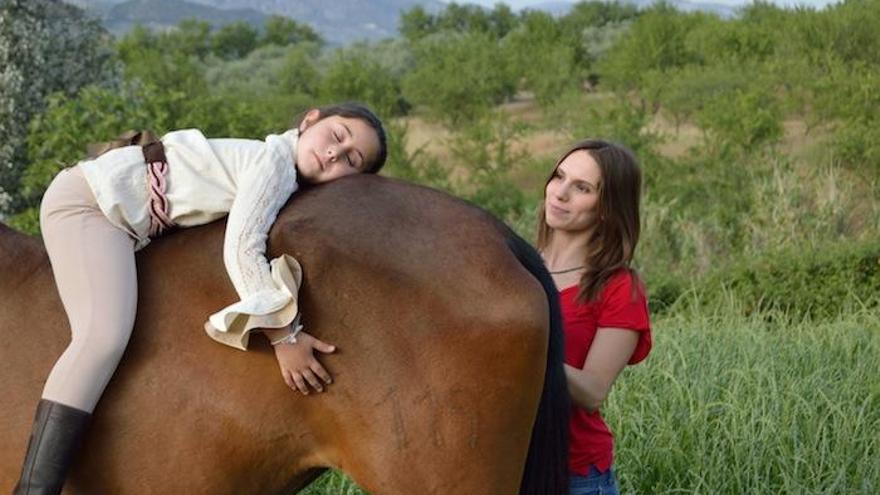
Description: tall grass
xmin=608 ymin=302 xmax=880 ymax=494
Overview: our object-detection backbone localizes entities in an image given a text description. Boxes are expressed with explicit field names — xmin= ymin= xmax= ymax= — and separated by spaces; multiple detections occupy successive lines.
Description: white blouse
xmin=78 ymin=128 xmax=301 ymax=350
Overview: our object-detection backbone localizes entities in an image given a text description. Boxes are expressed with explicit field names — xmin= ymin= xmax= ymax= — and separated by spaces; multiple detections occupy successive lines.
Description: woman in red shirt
xmin=537 ymin=140 xmax=652 ymax=495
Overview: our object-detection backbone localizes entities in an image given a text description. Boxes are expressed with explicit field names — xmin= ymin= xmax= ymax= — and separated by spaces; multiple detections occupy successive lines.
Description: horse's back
xmin=1 ymin=176 xmax=550 ymax=494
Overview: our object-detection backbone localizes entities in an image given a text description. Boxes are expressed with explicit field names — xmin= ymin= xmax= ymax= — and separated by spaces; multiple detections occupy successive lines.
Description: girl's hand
xmin=273 ymin=331 xmax=336 ymax=395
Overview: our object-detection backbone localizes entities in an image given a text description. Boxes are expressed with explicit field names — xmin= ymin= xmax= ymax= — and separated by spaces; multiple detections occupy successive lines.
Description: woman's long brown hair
xmin=536 ymin=139 xmax=643 ymax=303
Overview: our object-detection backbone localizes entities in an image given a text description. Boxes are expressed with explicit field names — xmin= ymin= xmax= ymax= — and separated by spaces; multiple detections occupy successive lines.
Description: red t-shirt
xmin=561 ymin=270 xmax=652 ymax=475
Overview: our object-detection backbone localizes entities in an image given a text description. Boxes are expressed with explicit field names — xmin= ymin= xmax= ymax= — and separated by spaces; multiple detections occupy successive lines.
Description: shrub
xmin=705 ymin=240 xmax=880 ymax=320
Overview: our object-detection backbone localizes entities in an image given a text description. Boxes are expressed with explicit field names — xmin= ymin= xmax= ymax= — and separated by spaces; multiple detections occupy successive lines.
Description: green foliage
xmin=821 ymin=0 xmax=880 ymax=66
xmin=262 ymin=15 xmax=321 ymax=47
xmin=447 ymin=112 xmax=530 ymax=223
xmin=204 ymin=44 xmax=296 ymax=95
xmin=115 ymin=26 xmax=212 ymax=127
xmin=814 ymin=62 xmax=880 ymax=179
xmin=505 ymin=12 xmax=580 ymax=107
xmin=399 ymin=6 xmax=434 ymax=43
xmin=562 ymin=0 xmax=641 ymax=30
xmin=0 ymin=0 xmax=116 ymax=214
xmin=578 ymin=21 xmax=632 ymax=76
xmin=649 ymin=64 xmax=753 ymax=131
xmin=211 ymin=21 xmax=259 ymax=60
xmin=163 ymin=19 xmax=213 ymax=59
xmin=279 ymin=43 xmax=322 ymax=97
xmin=685 ymin=4 xmax=782 ymax=64
xmin=317 ymin=44 xmax=408 ymax=117
xmin=115 ymin=16 xmax=322 ymax=68
xmin=400 ymin=2 xmax=520 ymax=42
xmin=553 ymin=93 xmax=661 ymax=161
xmin=695 ymin=87 xmax=783 ymax=151
xmin=201 ymin=42 xmax=322 ymax=120
xmin=402 ymin=31 xmax=516 ymax=125
xmin=484 ymin=3 xmax=519 ymax=40
xmin=299 ymin=470 xmax=367 ymax=494
xmin=558 ymin=0 xmax=640 ymax=67
xmin=711 ymin=240 xmax=880 ymax=320
xmin=648 ymin=237 xmax=880 ymax=319
xmin=641 ymin=148 xmax=759 ymax=271
xmin=381 ymin=121 xmax=451 ymax=191
xmin=597 ymin=3 xmax=702 ymax=92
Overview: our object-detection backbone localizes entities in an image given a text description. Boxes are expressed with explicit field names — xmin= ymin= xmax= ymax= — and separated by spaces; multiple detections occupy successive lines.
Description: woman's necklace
xmin=548 ymin=265 xmax=586 ymax=275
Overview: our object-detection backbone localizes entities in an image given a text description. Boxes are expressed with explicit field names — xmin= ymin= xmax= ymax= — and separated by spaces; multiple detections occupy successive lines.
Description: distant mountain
xmin=186 ymin=0 xmax=446 ymax=43
xmin=65 ymin=0 xmax=445 ymax=44
xmin=76 ymin=0 xmax=269 ymax=35
xmin=66 ymin=0 xmax=741 ymax=44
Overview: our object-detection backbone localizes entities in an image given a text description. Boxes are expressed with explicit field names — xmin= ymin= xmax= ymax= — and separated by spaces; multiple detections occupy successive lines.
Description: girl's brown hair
xmin=536 ymin=139 xmax=643 ymax=302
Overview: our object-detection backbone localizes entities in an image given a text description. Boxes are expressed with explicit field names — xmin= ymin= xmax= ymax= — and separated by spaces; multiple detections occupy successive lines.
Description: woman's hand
xmin=272 ymin=331 xmax=336 ymax=395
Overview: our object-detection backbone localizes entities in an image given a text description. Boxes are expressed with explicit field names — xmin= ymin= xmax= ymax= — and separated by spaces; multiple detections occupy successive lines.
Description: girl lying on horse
xmin=14 ymin=102 xmax=387 ymax=495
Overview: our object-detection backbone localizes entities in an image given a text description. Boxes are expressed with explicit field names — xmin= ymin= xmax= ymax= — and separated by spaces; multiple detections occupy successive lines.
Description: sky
xmin=446 ymin=0 xmax=841 ymax=9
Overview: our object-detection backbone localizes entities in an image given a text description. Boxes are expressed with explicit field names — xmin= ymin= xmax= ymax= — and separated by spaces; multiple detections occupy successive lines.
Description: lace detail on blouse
xmin=222 ymin=135 xmax=298 ymax=299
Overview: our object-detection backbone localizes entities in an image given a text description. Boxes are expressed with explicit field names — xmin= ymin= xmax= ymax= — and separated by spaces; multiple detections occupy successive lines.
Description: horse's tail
xmin=505 ymin=230 xmax=570 ymax=495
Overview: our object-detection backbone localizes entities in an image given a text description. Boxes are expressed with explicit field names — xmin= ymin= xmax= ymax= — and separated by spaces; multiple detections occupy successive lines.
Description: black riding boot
xmin=13 ymin=399 xmax=91 ymax=495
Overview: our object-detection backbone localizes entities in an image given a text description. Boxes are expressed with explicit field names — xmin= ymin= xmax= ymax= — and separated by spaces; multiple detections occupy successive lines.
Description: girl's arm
xmin=222 ymin=155 xmax=297 ymax=302
xmin=564 ymin=327 xmax=639 ymax=412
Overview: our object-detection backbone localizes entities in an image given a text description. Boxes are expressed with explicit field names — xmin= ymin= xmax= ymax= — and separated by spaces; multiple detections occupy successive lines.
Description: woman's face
xmin=544 ymin=150 xmax=602 ymax=233
xmin=295 ymin=110 xmax=380 ymax=184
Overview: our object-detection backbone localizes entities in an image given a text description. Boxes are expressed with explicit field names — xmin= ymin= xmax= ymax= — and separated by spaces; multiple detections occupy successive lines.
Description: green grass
xmin=608 ymin=304 xmax=880 ymax=494
xmin=298 ymin=471 xmax=366 ymax=495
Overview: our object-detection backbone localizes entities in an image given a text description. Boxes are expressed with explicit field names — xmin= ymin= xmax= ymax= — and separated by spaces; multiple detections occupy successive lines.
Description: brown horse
xmin=0 ymin=175 xmax=568 ymax=494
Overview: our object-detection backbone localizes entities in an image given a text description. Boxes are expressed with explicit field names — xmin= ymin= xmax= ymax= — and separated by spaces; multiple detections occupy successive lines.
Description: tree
xmin=505 ymin=11 xmax=580 ymax=107
xmin=114 ymin=36 xmax=209 ymax=128
xmin=279 ymin=43 xmax=322 ymax=98
xmin=166 ymin=19 xmax=212 ymax=59
xmin=695 ymin=88 xmax=782 ymax=151
xmin=399 ymin=6 xmax=435 ymax=42
xmin=596 ymin=2 xmax=702 ymax=107
xmin=559 ymin=0 xmax=640 ymax=66
xmin=436 ymin=3 xmax=491 ymax=34
xmin=447 ymin=111 xmax=529 ymax=222
xmin=0 ymin=0 xmax=115 ymax=215
xmin=400 ymin=2 xmax=519 ymax=41
xmin=563 ymin=0 xmax=640 ymax=28
xmin=318 ymin=44 xmax=408 ymax=117
xmin=487 ymin=3 xmax=518 ymax=39
xmin=646 ymin=63 xmax=753 ymax=131
xmin=262 ymin=15 xmax=321 ymax=47
xmin=212 ymin=21 xmax=259 ymax=60
xmin=402 ymin=31 xmax=516 ymax=125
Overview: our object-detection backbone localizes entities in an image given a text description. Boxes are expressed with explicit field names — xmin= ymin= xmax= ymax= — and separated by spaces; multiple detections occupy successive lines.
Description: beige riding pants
xmin=39 ymin=166 xmax=137 ymax=413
